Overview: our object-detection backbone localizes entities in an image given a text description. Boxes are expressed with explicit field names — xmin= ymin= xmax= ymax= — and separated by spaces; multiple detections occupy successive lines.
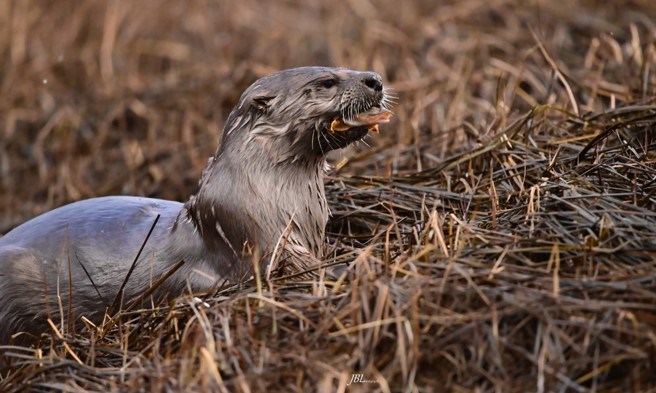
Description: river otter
xmin=0 ymin=67 xmax=393 ymax=343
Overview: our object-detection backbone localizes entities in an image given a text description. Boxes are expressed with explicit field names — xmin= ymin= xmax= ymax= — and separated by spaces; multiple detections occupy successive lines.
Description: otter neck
xmin=179 ymin=137 xmax=329 ymax=267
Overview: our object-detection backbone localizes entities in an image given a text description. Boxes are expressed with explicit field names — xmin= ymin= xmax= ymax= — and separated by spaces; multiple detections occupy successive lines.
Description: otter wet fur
xmin=0 ymin=67 xmax=393 ymax=344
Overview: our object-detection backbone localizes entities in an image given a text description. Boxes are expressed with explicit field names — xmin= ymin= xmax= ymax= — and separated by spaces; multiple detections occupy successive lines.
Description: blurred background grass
xmin=2 ymin=0 xmax=653 ymax=229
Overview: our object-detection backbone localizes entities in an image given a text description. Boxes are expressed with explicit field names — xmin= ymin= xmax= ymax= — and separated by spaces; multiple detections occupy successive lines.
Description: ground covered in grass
xmin=1 ymin=1 xmax=655 ymax=391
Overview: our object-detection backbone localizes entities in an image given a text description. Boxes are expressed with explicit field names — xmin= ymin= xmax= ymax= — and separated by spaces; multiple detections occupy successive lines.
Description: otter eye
xmin=321 ymin=79 xmax=337 ymax=89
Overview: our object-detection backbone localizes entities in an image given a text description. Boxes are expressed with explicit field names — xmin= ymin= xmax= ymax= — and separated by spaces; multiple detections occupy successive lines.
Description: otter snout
xmin=362 ymin=73 xmax=383 ymax=92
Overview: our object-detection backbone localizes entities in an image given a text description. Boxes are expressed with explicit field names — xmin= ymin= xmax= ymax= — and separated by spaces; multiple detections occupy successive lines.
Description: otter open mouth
xmin=330 ymin=107 xmax=394 ymax=134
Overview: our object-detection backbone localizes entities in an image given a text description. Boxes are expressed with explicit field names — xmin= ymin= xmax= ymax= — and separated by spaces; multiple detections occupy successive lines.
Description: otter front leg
xmin=0 ymin=246 xmax=55 ymax=344
xmin=262 ymin=241 xmax=324 ymax=280
xmin=0 ymin=246 xmax=102 ymax=345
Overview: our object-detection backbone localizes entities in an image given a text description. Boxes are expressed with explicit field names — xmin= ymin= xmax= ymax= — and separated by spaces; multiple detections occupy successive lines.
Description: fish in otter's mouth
xmin=330 ymin=107 xmax=394 ymax=135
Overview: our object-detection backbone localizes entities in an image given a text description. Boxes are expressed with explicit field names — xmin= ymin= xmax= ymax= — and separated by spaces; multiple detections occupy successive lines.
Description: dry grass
xmin=1 ymin=0 xmax=656 ymax=392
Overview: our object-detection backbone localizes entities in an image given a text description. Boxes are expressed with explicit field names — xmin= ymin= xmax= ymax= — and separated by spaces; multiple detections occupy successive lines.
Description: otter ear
xmin=251 ymin=94 xmax=274 ymax=111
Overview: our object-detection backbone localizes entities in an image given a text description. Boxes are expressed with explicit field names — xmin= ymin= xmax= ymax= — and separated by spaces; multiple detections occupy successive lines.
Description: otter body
xmin=0 ymin=67 xmax=391 ymax=343
xmin=0 ymin=197 xmax=182 ymax=340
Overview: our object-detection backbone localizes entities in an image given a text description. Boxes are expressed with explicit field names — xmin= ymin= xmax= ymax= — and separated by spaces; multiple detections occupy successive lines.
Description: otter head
xmin=219 ymin=67 xmax=393 ymax=162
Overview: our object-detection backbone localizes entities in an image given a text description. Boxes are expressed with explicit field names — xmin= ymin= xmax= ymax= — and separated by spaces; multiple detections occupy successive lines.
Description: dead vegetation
xmin=1 ymin=0 xmax=656 ymax=392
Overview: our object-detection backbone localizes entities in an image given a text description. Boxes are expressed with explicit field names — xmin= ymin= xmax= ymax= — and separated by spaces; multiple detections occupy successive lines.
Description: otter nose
xmin=362 ymin=74 xmax=383 ymax=92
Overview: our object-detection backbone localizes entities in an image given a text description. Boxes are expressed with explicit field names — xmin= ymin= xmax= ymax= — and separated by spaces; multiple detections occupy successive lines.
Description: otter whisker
xmin=345 ymin=98 xmax=355 ymax=121
xmin=382 ymin=95 xmax=398 ymax=106
xmin=322 ymin=130 xmax=336 ymax=151
xmin=382 ymin=87 xmax=397 ymax=96
xmin=315 ymin=126 xmax=327 ymax=156
xmin=311 ymin=127 xmax=318 ymax=154
xmin=382 ymin=91 xmax=396 ymax=101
